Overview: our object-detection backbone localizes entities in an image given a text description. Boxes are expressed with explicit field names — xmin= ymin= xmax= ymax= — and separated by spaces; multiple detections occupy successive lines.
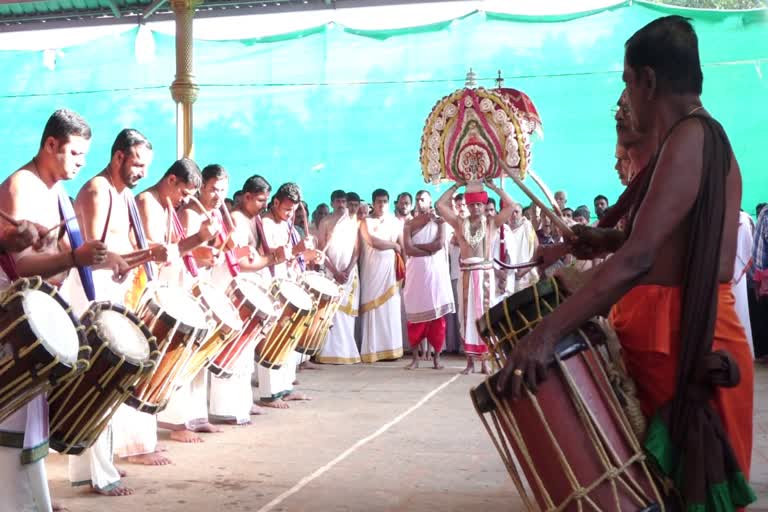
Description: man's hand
xmin=496 ymin=324 xmax=557 ymax=399
xmin=302 ymin=249 xmax=324 ymax=265
xmin=107 ymin=253 xmax=131 ymax=283
xmin=149 ymin=243 xmax=171 ymax=263
xmin=0 ymin=221 xmax=38 ymax=253
xmin=73 ymin=240 xmax=108 ymax=266
xmin=198 ymin=218 xmax=219 ymax=242
xmin=194 ymin=245 xmax=219 ymax=267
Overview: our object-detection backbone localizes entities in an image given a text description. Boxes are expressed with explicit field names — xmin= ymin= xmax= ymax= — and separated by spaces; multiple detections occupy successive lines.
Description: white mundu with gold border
xmin=317 ymin=215 xmax=360 ymax=364
xmin=359 ymin=215 xmax=403 ymax=363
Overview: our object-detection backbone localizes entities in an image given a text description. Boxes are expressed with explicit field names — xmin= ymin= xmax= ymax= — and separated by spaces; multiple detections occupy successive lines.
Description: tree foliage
xmin=651 ymin=0 xmax=766 ymax=9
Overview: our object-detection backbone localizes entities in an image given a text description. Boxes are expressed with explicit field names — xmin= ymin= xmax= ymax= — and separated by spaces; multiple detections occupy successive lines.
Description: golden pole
xmin=169 ymin=0 xmax=202 ymax=159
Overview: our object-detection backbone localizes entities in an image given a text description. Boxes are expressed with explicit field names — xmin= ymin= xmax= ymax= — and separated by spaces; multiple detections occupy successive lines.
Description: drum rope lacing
xmin=474 ymin=278 xmax=664 ymax=511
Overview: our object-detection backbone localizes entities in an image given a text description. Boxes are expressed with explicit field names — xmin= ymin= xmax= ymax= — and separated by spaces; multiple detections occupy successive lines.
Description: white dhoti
xmin=360 ymin=218 xmax=403 ymax=362
xmin=458 ymin=258 xmax=495 ymax=358
xmin=0 ymin=449 xmax=51 ymax=512
xmin=158 ymin=370 xmax=209 ymax=431
xmin=317 ymin=217 xmax=361 ymax=365
xmin=0 ymin=396 xmax=52 ymax=512
xmin=65 ymin=268 xmax=128 ymax=490
xmin=257 ymin=352 xmax=297 ymax=402
xmin=111 ymin=405 xmax=158 ymax=458
xmin=209 ymin=344 xmax=255 ymax=424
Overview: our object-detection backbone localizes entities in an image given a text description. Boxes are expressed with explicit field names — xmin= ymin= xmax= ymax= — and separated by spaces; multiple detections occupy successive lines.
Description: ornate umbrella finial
xmin=465 ymin=68 xmax=477 ymax=88
xmin=495 ymin=70 xmax=504 ymax=89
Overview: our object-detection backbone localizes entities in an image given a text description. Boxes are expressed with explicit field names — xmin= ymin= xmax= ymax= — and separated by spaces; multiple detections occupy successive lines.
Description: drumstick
xmin=493 ymin=258 xmax=542 ymax=271
xmin=219 ymin=204 xmax=236 ymax=232
xmin=165 ymin=198 xmax=174 ymax=244
xmin=39 ymin=217 xmax=74 ymax=239
xmin=499 ymin=162 xmax=574 ymax=240
xmin=527 ymin=169 xmax=564 ymax=217
xmin=0 ymin=209 xmax=21 ymax=227
xmin=185 ymin=193 xmax=215 ymax=224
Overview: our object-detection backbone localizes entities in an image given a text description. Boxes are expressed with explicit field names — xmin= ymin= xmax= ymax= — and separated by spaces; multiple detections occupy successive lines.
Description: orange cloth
xmin=609 ymin=283 xmax=754 ymax=479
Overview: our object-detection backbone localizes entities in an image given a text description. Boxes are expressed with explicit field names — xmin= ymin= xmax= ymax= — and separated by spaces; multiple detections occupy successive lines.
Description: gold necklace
xmin=463 ymin=216 xmax=486 ymax=249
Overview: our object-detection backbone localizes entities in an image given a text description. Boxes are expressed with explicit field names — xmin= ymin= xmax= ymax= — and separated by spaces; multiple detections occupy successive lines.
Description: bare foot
xmin=250 ymin=404 xmax=268 ymax=415
xmin=258 ymin=399 xmax=290 ymax=409
xmin=432 ymin=355 xmax=444 ymax=370
xmin=480 ymin=361 xmax=490 ymax=375
xmin=52 ymin=502 xmax=69 ymax=511
xmin=405 ymin=358 xmax=419 ymax=370
xmin=460 ymin=359 xmax=475 ymax=375
xmin=283 ymin=391 xmax=311 ymax=401
xmin=299 ymin=361 xmax=321 ymax=370
xmin=92 ymin=485 xmax=135 ymax=496
xmin=192 ymin=422 xmax=223 ymax=433
xmin=125 ymin=452 xmax=172 ymax=465
xmin=170 ymin=429 xmax=203 ymax=443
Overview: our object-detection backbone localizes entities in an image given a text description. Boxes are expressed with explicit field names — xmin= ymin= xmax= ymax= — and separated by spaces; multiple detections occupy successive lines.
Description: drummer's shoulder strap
xmin=125 ymin=192 xmax=155 ymax=281
xmin=57 ymin=186 xmax=96 ymax=301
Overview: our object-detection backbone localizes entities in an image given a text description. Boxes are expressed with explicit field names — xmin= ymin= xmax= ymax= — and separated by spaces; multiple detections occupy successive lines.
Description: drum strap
xmin=253 ymin=215 xmax=275 ymax=277
xmin=212 ymin=208 xmax=240 ymax=277
xmin=0 ymin=431 xmax=49 ymax=465
xmin=126 ymin=192 xmax=155 ymax=281
xmin=288 ymin=222 xmax=306 ymax=272
xmin=0 ymin=253 xmax=18 ymax=281
xmin=170 ymin=209 xmax=199 ymax=277
xmin=58 ymin=187 xmax=96 ymax=301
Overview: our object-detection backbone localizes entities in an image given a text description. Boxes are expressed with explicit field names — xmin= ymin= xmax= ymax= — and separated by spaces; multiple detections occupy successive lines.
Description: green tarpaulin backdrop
xmin=0 ymin=2 xmax=765 ymax=215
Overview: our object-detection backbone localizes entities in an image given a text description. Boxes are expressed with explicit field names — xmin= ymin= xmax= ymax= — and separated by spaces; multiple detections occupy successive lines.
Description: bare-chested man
xmin=436 ymin=180 xmax=515 ymax=375
xmin=403 ymin=191 xmax=454 ymax=370
xmin=258 ymin=183 xmax=319 ymax=407
xmin=498 ymin=17 xmax=755 ymax=510
xmin=208 ymin=175 xmax=282 ymax=423
xmin=69 ymin=128 xmax=171 ymax=496
xmin=315 ymin=190 xmax=361 ymax=365
xmin=0 ymin=109 xmax=115 ymax=510
xmin=112 ymin=158 xmax=213 ymax=466
xmin=156 ymin=164 xmax=237 ymax=443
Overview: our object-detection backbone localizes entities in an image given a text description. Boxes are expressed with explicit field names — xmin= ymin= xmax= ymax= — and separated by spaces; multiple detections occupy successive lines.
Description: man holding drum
xmin=112 ymin=158 xmax=212 ymax=467
xmin=212 ymin=174 xmax=287 ymax=421
xmin=258 ymin=182 xmax=320 ymax=408
xmin=498 ymin=16 xmax=755 ymax=510
xmin=0 ymin=109 xmax=119 ymax=510
xmin=69 ymin=128 xmax=173 ymax=494
xmin=436 ymin=180 xmax=515 ymax=375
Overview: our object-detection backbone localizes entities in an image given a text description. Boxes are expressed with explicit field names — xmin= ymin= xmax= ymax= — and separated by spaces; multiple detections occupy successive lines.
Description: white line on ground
xmin=254 ymin=372 xmax=462 ymax=512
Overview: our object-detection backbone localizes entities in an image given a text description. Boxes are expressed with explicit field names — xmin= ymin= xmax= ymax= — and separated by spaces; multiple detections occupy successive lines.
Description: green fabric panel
xmin=485 ymin=2 xmax=630 ymax=23
xmin=342 ymin=11 xmax=476 ymax=40
xmin=238 ymin=24 xmax=328 ymax=45
xmin=634 ymin=1 xmax=767 ymax=23
xmin=0 ymin=4 xmax=764 ymax=218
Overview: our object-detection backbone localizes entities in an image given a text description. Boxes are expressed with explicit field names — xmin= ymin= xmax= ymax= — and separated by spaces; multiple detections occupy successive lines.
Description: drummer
xmin=115 ymin=158 xmax=214 ymax=467
xmin=209 ymin=174 xmax=284 ymax=423
xmin=0 ymin=109 xmax=116 ymax=511
xmin=70 ymin=128 xmax=170 ymax=494
xmin=497 ymin=16 xmax=754 ymax=510
xmin=435 ymin=180 xmax=516 ymax=375
xmin=157 ymin=164 xmax=236 ymax=442
xmin=257 ymin=182 xmax=320 ymax=409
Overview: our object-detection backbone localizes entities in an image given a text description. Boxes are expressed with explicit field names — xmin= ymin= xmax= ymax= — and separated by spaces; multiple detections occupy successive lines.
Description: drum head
xmin=303 ymin=272 xmax=340 ymax=298
xmin=237 ymin=278 xmax=278 ymax=316
xmin=278 ymin=280 xmax=313 ymax=311
xmin=23 ymin=289 xmax=79 ymax=364
xmin=197 ymin=282 xmax=243 ymax=329
xmin=153 ymin=286 xmax=208 ymax=330
xmin=94 ymin=309 xmax=151 ymax=363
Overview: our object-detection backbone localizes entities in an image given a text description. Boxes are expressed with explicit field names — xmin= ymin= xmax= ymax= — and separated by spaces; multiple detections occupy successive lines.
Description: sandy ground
xmin=45 ymin=356 xmax=768 ymax=512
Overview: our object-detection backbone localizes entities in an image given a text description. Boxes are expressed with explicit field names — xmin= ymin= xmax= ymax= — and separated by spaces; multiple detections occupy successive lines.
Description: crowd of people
xmin=0 ymin=14 xmax=763 ymax=512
